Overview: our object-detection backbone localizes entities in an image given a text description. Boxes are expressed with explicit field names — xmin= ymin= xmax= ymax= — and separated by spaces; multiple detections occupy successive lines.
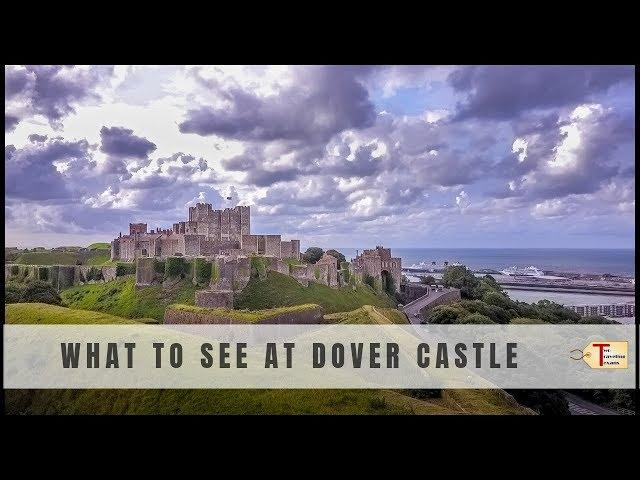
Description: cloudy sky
xmin=5 ymin=65 xmax=635 ymax=249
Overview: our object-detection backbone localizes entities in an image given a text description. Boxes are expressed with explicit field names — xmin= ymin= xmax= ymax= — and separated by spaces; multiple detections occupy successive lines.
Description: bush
xmin=425 ymin=304 xmax=469 ymax=324
xmin=482 ymin=291 xmax=516 ymax=310
xmin=5 ymin=282 xmax=25 ymax=303
xmin=383 ymin=274 xmax=396 ymax=295
xmin=420 ymin=275 xmax=436 ymax=285
xmin=116 ymin=262 xmax=136 ymax=277
xmin=250 ymin=256 xmax=269 ymax=279
xmin=38 ymin=266 xmax=49 ymax=281
xmin=194 ymin=258 xmax=212 ymax=284
xmin=11 ymin=265 xmax=19 ymax=276
xmin=165 ymin=257 xmax=188 ymax=278
xmin=153 ymin=260 xmax=166 ymax=274
xmin=458 ymin=313 xmax=494 ymax=324
xmin=7 ymin=280 xmax=62 ymax=305
xmin=363 ymin=274 xmax=376 ymax=290
xmin=86 ymin=267 xmax=103 ymax=282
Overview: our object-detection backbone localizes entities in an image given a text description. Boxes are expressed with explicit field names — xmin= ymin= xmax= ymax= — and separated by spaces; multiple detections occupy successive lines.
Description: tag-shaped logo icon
xmin=582 ymin=341 xmax=628 ymax=369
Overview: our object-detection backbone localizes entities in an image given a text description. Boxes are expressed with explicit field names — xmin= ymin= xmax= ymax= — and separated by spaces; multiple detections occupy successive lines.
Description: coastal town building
xmin=568 ymin=303 xmax=635 ymax=318
xmin=110 ymin=203 xmax=300 ymax=262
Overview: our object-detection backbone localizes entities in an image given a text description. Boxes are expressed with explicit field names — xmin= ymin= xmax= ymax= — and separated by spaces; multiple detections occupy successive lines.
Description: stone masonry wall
xmin=195 ymin=290 xmax=234 ymax=309
xmin=264 ymin=235 xmax=282 ymax=257
xmin=136 ymin=258 xmax=157 ymax=286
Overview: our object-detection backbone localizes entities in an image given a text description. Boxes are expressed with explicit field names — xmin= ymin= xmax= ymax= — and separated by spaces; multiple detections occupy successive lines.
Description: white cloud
xmin=511 ymin=137 xmax=528 ymax=163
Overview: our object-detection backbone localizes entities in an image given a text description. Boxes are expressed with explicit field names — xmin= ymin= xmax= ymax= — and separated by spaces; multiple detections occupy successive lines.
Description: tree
xmin=425 ymin=304 xmax=469 ymax=324
xmin=302 ymin=247 xmax=324 ymax=264
xmin=325 ymin=249 xmax=346 ymax=265
xmin=442 ymin=265 xmax=480 ymax=299
xmin=507 ymin=390 xmax=570 ymax=415
xmin=420 ymin=275 xmax=436 ymax=285
xmin=457 ymin=313 xmax=494 ymax=324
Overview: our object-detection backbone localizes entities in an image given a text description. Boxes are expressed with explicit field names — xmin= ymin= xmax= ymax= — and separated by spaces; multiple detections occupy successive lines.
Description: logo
xmin=571 ymin=341 xmax=628 ymax=369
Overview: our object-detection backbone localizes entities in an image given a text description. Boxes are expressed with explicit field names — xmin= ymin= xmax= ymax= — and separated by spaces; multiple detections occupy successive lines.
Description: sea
xmin=337 ymin=248 xmax=636 ymax=323
xmin=338 ymin=248 xmax=635 ymax=277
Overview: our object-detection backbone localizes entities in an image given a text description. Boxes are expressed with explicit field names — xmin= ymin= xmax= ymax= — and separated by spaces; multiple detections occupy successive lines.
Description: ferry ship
xmin=499 ymin=265 xmax=545 ymax=277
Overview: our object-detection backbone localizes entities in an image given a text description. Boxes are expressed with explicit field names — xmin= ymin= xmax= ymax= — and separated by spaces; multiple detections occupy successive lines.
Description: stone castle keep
xmin=351 ymin=246 xmax=402 ymax=293
xmin=111 ymin=203 xmax=300 ymax=262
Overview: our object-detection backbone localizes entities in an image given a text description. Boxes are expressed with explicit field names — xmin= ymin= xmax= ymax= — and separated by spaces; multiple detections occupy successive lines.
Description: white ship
xmin=500 ymin=265 xmax=545 ymax=277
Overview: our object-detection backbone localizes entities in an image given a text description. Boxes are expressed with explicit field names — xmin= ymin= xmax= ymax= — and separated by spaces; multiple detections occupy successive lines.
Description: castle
xmin=350 ymin=246 xmax=402 ymax=293
xmin=110 ymin=203 xmax=300 ymax=262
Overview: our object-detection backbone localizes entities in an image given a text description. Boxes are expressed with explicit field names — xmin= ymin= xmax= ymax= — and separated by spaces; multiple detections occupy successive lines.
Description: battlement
xmin=129 ymin=223 xmax=147 ymax=235
xmin=112 ymin=203 xmax=296 ymax=263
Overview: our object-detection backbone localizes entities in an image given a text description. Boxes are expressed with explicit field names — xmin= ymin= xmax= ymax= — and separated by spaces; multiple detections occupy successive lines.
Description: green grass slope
xmin=5 ymin=303 xmax=151 ymax=324
xmin=235 ymin=271 xmax=396 ymax=313
xmin=61 ymin=277 xmax=197 ymax=322
xmin=88 ymin=243 xmax=110 ymax=250
xmin=168 ymin=303 xmax=320 ymax=323
xmin=7 ymin=274 xmax=533 ymax=415
xmin=14 ymin=250 xmax=110 ymax=266
xmin=5 ymin=388 xmax=422 ymax=415
xmin=325 ymin=305 xmax=408 ymax=324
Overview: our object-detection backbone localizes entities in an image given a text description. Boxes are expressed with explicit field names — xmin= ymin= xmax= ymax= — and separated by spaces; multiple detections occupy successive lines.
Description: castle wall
xmin=239 ymin=206 xmax=250 ymax=235
xmin=281 ymin=241 xmax=293 ymax=259
xmin=241 ymin=235 xmax=259 ymax=255
xmin=111 ymin=203 xmax=299 ymax=262
xmin=230 ymin=207 xmax=241 ymax=242
xmin=195 ymin=290 xmax=234 ymax=309
xmin=264 ymin=235 xmax=282 ymax=257
xmin=184 ymin=235 xmax=202 ymax=256
xmin=266 ymin=258 xmax=289 ymax=275
xmin=316 ymin=253 xmax=338 ymax=287
xmin=291 ymin=265 xmax=309 ymax=286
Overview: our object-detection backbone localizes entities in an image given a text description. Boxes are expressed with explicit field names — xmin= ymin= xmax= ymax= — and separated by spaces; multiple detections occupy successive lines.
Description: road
xmin=562 ymin=391 xmax=621 ymax=415
xmin=402 ymin=289 xmax=455 ymax=324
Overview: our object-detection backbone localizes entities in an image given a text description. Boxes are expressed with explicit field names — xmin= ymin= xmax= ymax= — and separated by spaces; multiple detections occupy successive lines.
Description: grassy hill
xmin=13 ymin=250 xmax=110 ymax=266
xmin=235 ymin=271 xmax=397 ymax=313
xmin=5 ymin=303 xmax=153 ymax=324
xmin=88 ymin=243 xmax=110 ymax=250
xmin=4 ymin=301 xmax=532 ymax=415
xmin=325 ymin=305 xmax=408 ymax=324
xmin=61 ymin=277 xmax=198 ymax=322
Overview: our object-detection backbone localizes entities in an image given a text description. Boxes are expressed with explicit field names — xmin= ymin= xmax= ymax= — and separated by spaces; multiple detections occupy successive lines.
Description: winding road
xmin=402 ymin=288 xmax=459 ymax=324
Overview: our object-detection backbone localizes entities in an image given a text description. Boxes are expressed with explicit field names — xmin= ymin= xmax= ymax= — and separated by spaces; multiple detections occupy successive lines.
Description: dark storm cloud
xmin=28 ymin=133 xmax=48 ymax=143
xmin=5 ymin=65 xmax=114 ymax=128
xmin=221 ymin=141 xmax=325 ymax=187
xmin=99 ymin=126 xmax=157 ymax=158
xmin=5 ymin=138 xmax=92 ymax=201
xmin=495 ymin=107 xmax=635 ymax=200
xmin=179 ymin=66 xmax=377 ymax=143
xmin=5 ymin=115 xmax=19 ymax=131
xmin=449 ymin=65 xmax=634 ymax=120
